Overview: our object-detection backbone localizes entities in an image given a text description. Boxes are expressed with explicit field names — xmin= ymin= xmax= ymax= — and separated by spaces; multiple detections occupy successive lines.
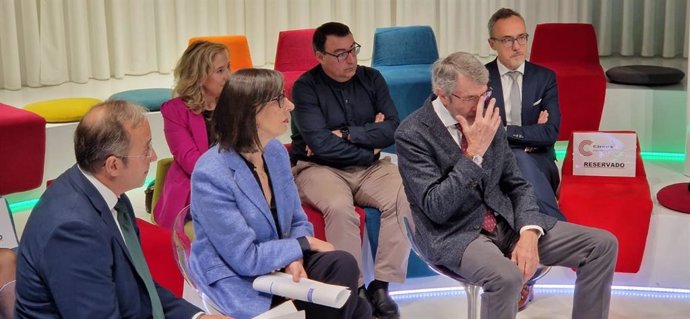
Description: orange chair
xmin=559 ymin=131 xmax=652 ymax=273
xmin=189 ymin=35 xmax=253 ymax=72
xmin=274 ymin=28 xmax=318 ymax=100
xmin=530 ymin=24 xmax=606 ymax=141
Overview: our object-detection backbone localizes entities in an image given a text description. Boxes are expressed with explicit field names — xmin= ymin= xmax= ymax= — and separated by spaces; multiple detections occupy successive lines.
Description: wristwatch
xmin=340 ymin=127 xmax=350 ymax=141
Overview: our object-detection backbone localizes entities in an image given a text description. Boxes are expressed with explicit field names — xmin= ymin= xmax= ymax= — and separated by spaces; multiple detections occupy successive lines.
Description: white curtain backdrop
xmin=0 ymin=0 xmax=687 ymax=90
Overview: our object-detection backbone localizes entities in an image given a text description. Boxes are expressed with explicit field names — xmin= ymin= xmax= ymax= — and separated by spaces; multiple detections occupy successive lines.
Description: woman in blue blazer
xmin=188 ymin=69 xmax=371 ymax=319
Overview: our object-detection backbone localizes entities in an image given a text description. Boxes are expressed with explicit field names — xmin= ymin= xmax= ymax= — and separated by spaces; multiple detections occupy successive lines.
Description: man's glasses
xmin=114 ymin=144 xmax=155 ymax=160
xmin=451 ymin=87 xmax=493 ymax=104
xmin=322 ymin=43 xmax=361 ymax=63
xmin=491 ymin=34 xmax=529 ymax=48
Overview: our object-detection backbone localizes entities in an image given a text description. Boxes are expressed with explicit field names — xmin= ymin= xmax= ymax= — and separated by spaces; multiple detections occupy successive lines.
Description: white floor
xmin=2 ymin=58 xmax=690 ymax=318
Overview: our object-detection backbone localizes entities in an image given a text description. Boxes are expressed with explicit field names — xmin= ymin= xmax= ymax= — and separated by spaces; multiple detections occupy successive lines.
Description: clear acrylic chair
xmin=171 ymin=206 xmax=226 ymax=315
xmin=395 ymin=186 xmax=550 ymax=319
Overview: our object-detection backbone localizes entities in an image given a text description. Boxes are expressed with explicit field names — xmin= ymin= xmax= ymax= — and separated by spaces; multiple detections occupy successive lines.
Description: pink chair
xmin=559 ymin=131 xmax=652 ymax=273
xmin=274 ymin=29 xmax=318 ymax=101
xmin=530 ymin=24 xmax=606 ymax=141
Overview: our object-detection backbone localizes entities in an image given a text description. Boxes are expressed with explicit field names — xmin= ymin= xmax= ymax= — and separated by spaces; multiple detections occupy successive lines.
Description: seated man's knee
xmin=483 ymin=264 xmax=523 ymax=294
xmin=594 ymin=229 xmax=619 ymax=257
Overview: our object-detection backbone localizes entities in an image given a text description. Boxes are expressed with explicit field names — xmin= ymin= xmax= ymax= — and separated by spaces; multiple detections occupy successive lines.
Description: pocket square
xmin=532 ymin=99 xmax=542 ymax=106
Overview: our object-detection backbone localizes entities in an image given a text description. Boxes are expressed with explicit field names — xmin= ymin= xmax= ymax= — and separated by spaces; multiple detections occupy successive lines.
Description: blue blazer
xmin=486 ymin=59 xmax=560 ymax=158
xmin=15 ymin=165 xmax=199 ymax=319
xmin=395 ymin=98 xmax=558 ymax=272
xmin=189 ymin=139 xmax=314 ymax=319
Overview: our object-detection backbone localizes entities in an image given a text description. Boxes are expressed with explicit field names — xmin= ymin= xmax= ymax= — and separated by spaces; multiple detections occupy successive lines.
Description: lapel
xmin=418 ymin=99 xmax=463 ymax=166
xmin=67 ymin=165 xmax=134 ymax=265
xmin=521 ymin=62 xmax=537 ymax=115
xmin=190 ymin=111 xmax=209 ymax=151
xmin=223 ymin=149 xmax=278 ymax=237
xmin=487 ymin=60 xmax=507 ymax=126
xmin=263 ymin=142 xmax=288 ymax=237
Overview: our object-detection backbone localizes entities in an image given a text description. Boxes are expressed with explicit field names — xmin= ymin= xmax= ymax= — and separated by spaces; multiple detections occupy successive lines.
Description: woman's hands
xmin=285 ymin=260 xmax=308 ymax=282
xmin=305 ymin=236 xmax=335 ymax=253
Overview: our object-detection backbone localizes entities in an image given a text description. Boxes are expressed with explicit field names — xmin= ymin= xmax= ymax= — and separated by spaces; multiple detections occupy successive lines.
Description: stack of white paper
xmin=252 ymin=301 xmax=305 ymax=319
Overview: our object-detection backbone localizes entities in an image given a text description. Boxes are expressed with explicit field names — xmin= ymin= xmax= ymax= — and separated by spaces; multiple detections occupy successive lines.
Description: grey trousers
xmin=457 ymin=220 xmax=618 ymax=319
xmin=293 ymin=158 xmax=410 ymax=286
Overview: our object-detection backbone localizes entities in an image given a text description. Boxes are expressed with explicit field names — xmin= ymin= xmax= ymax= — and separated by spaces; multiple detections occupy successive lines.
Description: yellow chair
xmin=24 ymin=98 xmax=102 ymax=123
xmin=188 ymin=35 xmax=253 ymax=72
xmin=151 ymin=157 xmax=174 ymax=224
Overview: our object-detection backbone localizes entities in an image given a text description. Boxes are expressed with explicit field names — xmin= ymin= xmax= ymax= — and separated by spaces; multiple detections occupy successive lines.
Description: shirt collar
xmin=431 ymin=96 xmax=458 ymax=128
xmin=78 ymin=166 xmax=119 ymax=211
xmin=497 ymin=59 xmax=525 ymax=76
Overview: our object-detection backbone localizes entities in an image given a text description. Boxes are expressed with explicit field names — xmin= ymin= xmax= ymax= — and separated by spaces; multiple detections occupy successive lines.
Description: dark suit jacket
xmin=395 ymin=96 xmax=557 ymax=270
xmin=15 ymin=165 xmax=200 ymax=319
xmin=486 ymin=59 xmax=560 ymax=159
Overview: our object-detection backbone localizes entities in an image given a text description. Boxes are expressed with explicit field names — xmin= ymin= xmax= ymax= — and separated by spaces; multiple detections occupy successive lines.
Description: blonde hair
xmin=173 ymin=41 xmax=229 ymax=114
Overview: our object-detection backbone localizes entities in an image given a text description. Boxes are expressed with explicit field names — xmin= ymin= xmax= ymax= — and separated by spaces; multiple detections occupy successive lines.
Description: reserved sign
xmin=573 ymin=132 xmax=637 ymax=177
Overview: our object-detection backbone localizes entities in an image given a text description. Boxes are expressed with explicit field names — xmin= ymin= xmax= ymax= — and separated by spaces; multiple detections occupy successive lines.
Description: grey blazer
xmin=394 ymin=96 xmax=557 ymax=270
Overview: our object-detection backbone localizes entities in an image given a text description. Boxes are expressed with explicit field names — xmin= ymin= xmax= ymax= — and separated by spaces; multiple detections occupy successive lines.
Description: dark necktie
xmin=454 ymin=124 xmax=497 ymax=233
xmin=507 ymin=71 xmax=522 ymax=126
xmin=115 ymin=199 xmax=165 ymax=319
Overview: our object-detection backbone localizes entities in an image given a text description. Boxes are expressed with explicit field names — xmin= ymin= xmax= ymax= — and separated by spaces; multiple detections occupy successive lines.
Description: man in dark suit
xmin=486 ymin=7 xmax=566 ymax=309
xmin=395 ymin=51 xmax=617 ymax=319
xmin=486 ymin=8 xmax=565 ymax=222
xmin=15 ymin=101 xmax=230 ymax=319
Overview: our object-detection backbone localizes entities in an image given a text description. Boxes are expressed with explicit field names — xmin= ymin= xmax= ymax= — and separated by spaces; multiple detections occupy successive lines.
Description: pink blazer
xmin=153 ymin=97 xmax=209 ymax=229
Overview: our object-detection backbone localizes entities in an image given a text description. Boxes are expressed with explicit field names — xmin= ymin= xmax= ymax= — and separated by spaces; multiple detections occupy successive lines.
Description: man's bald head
xmin=74 ymin=100 xmax=147 ymax=173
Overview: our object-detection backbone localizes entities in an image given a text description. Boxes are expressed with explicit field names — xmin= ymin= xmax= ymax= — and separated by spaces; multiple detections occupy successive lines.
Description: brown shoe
xmin=518 ymin=283 xmax=534 ymax=311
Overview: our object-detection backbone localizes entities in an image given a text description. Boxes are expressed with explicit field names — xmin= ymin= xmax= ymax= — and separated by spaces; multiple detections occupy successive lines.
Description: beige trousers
xmin=293 ymin=158 xmax=410 ymax=285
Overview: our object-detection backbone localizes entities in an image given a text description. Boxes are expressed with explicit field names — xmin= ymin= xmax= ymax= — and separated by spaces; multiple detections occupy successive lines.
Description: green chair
xmin=151 ymin=157 xmax=174 ymax=224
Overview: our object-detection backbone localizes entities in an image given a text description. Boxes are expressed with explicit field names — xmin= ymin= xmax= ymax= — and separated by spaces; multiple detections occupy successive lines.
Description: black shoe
xmin=358 ymin=287 xmax=374 ymax=315
xmin=366 ymin=286 xmax=400 ymax=319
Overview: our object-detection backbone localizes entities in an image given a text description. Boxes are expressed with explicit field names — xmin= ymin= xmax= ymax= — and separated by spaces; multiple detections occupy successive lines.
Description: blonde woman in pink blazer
xmin=153 ymin=41 xmax=230 ymax=229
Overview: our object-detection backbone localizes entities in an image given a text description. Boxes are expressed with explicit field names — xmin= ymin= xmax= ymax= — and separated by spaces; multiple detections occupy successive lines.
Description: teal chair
xmin=109 ymin=88 xmax=173 ymax=112
xmin=371 ymin=25 xmax=438 ymax=153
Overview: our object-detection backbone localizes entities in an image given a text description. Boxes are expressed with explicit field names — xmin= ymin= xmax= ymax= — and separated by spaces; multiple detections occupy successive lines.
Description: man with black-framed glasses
xmin=290 ymin=21 xmax=409 ymax=319
xmin=486 ymin=7 xmax=567 ymax=310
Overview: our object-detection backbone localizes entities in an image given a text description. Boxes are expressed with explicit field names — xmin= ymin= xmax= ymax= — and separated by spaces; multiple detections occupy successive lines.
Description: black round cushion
xmin=606 ymin=65 xmax=685 ymax=86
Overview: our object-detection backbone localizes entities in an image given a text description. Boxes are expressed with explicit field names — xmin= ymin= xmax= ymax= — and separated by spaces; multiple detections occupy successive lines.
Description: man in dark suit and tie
xmin=395 ymin=51 xmax=617 ymax=319
xmin=485 ymin=8 xmax=565 ymax=222
xmin=15 ymin=100 xmax=230 ymax=319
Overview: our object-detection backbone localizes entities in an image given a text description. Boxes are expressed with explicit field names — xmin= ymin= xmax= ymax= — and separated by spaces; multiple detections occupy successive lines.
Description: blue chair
xmin=372 ymin=26 xmax=438 ymax=153
xmin=109 ymin=88 xmax=173 ymax=112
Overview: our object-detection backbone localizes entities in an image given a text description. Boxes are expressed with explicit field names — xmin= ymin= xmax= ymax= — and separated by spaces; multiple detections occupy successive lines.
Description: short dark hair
xmin=214 ymin=68 xmax=284 ymax=153
xmin=313 ymin=22 xmax=352 ymax=53
xmin=488 ymin=8 xmax=524 ymax=37
xmin=74 ymin=100 xmax=147 ymax=172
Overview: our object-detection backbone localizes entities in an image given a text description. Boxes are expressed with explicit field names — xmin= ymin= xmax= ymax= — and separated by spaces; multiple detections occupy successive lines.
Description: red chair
xmin=530 ymin=24 xmax=606 ymax=141
xmin=283 ymin=144 xmax=365 ymax=240
xmin=273 ymin=29 xmax=318 ymax=100
xmin=137 ymin=219 xmax=184 ymax=297
xmin=0 ymin=103 xmax=46 ymax=196
xmin=559 ymin=131 xmax=652 ymax=273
